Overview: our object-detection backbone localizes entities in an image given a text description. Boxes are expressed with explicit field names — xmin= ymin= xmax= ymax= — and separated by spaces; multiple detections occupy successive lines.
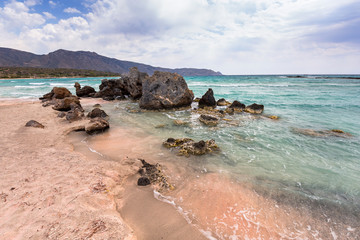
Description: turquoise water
xmin=2 ymin=75 xmax=360 ymax=238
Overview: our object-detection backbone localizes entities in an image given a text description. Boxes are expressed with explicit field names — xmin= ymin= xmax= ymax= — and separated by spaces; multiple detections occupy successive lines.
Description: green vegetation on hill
xmin=0 ymin=67 xmax=120 ymax=79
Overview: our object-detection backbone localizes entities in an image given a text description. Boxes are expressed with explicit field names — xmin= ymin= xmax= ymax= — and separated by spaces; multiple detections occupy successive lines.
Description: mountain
xmin=0 ymin=47 xmax=222 ymax=76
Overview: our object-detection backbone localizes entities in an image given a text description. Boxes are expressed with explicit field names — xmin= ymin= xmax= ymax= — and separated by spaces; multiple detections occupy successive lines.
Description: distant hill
xmin=0 ymin=47 xmax=222 ymax=76
xmin=0 ymin=66 xmax=120 ymax=79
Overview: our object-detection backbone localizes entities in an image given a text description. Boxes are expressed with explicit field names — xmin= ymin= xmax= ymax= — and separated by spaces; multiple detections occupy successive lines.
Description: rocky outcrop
xmin=199 ymin=114 xmax=219 ymax=126
xmin=74 ymin=82 xmax=96 ymax=97
xmin=137 ymin=159 xmax=174 ymax=190
xmin=52 ymin=96 xmax=81 ymax=111
xmin=40 ymin=87 xmax=72 ymax=101
xmin=85 ymin=117 xmax=109 ymax=134
xmin=25 ymin=120 xmax=44 ymax=128
xmin=198 ymin=88 xmax=216 ymax=108
xmin=245 ymin=103 xmax=264 ymax=114
xmin=163 ymin=138 xmax=219 ymax=156
xmin=94 ymin=67 xmax=148 ymax=100
xmin=217 ymin=98 xmax=231 ymax=106
xmin=87 ymin=108 xmax=108 ymax=119
xmin=139 ymin=71 xmax=194 ymax=110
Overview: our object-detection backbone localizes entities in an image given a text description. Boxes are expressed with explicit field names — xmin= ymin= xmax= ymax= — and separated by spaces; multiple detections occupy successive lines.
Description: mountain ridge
xmin=0 ymin=47 xmax=222 ymax=76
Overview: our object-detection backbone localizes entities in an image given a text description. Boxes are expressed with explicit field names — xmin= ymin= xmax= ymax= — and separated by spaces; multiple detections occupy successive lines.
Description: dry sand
xmin=0 ymin=99 xmax=206 ymax=240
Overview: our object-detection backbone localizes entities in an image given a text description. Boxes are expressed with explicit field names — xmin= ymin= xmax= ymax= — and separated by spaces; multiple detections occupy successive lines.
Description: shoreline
xmin=0 ymin=98 xmax=207 ymax=239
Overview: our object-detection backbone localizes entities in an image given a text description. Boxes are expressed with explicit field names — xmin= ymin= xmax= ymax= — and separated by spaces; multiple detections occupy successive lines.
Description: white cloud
xmin=64 ymin=7 xmax=81 ymax=14
xmin=0 ymin=0 xmax=359 ymax=74
xmin=43 ymin=11 xmax=55 ymax=19
xmin=49 ymin=1 xmax=56 ymax=7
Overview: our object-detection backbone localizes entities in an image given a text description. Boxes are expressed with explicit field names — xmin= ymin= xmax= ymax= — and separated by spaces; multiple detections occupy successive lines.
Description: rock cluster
xmin=40 ymin=87 xmax=110 ymax=134
xmin=137 ymin=159 xmax=174 ymax=191
xmin=163 ymin=138 xmax=219 ymax=156
xmin=139 ymin=71 xmax=194 ymax=110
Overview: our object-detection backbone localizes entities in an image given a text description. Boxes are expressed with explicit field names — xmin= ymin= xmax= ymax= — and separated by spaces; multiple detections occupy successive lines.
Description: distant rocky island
xmin=0 ymin=47 xmax=222 ymax=76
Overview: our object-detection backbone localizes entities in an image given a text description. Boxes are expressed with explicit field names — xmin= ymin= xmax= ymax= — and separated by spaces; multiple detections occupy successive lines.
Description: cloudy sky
xmin=0 ymin=0 xmax=359 ymax=74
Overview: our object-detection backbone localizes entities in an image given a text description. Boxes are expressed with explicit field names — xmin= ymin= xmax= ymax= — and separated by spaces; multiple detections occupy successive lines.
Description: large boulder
xmin=74 ymin=82 xmax=96 ymax=97
xmin=52 ymin=96 xmax=81 ymax=111
xmin=40 ymin=87 xmax=72 ymax=101
xmin=139 ymin=71 xmax=194 ymax=110
xmin=85 ymin=117 xmax=109 ymax=134
xmin=198 ymin=88 xmax=216 ymax=108
xmin=94 ymin=67 xmax=148 ymax=100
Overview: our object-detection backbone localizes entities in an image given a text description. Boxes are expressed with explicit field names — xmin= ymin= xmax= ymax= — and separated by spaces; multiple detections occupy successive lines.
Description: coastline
xmin=0 ymin=75 xmax=121 ymax=81
xmin=0 ymin=98 xmax=207 ymax=239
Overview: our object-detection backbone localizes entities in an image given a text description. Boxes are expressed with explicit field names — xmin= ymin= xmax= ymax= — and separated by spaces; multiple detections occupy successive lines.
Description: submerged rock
xmin=85 ymin=117 xmax=109 ymax=134
xmin=25 ymin=120 xmax=44 ymax=128
xmin=139 ymin=71 xmax=194 ymax=110
xmin=163 ymin=138 xmax=219 ymax=156
xmin=292 ymin=128 xmax=352 ymax=138
xmin=245 ymin=103 xmax=264 ymax=114
xmin=199 ymin=114 xmax=219 ymax=126
xmin=198 ymin=88 xmax=216 ymax=108
xmin=74 ymin=82 xmax=96 ymax=97
xmin=173 ymin=120 xmax=189 ymax=126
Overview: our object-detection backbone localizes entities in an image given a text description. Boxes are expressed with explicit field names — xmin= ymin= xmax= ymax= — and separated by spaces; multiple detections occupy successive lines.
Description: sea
xmin=1 ymin=75 xmax=359 ymax=239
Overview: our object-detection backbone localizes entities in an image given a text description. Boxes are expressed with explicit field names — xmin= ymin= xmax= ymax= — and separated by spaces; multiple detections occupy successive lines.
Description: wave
xmin=14 ymin=85 xmax=45 ymax=89
xmin=29 ymin=82 xmax=46 ymax=85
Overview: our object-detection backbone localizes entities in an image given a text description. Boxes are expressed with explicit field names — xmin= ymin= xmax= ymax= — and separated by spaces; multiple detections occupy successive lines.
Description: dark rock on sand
xmin=217 ymin=98 xmax=231 ymax=106
xmin=139 ymin=71 xmax=194 ymax=110
xmin=137 ymin=177 xmax=151 ymax=186
xmin=199 ymin=114 xmax=219 ymax=126
xmin=198 ymin=88 xmax=216 ymax=108
xmin=52 ymin=96 xmax=81 ymax=111
xmin=163 ymin=138 xmax=219 ymax=156
xmin=74 ymin=82 xmax=96 ymax=97
xmin=87 ymin=108 xmax=108 ymax=119
xmin=85 ymin=117 xmax=109 ymax=134
xmin=40 ymin=87 xmax=72 ymax=101
xmin=245 ymin=103 xmax=264 ymax=114
xmin=66 ymin=108 xmax=85 ymax=122
xmin=138 ymin=159 xmax=174 ymax=190
xmin=25 ymin=120 xmax=44 ymax=128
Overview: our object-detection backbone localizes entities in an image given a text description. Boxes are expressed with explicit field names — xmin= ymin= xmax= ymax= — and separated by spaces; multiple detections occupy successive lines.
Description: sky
xmin=0 ymin=0 xmax=359 ymax=74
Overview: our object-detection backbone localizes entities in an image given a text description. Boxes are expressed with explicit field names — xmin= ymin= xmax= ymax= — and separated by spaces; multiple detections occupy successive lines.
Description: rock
xmin=292 ymin=128 xmax=352 ymax=138
xmin=139 ymin=71 xmax=194 ymax=110
xmin=40 ymin=87 xmax=72 ymax=100
xmin=25 ymin=120 xmax=44 ymax=128
xmin=137 ymin=177 xmax=151 ymax=186
xmin=85 ymin=118 xmax=109 ymax=134
xmin=57 ymin=112 xmax=66 ymax=118
xmin=245 ymin=103 xmax=264 ymax=114
xmin=163 ymin=138 xmax=219 ymax=156
xmin=193 ymin=106 xmax=225 ymax=118
xmin=74 ymin=82 xmax=96 ymax=97
xmin=199 ymin=114 xmax=219 ymax=126
xmin=193 ymin=97 xmax=201 ymax=102
xmin=52 ymin=96 xmax=81 ymax=111
xmin=138 ymin=159 xmax=174 ymax=190
xmin=173 ymin=120 xmax=188 ymax=126
xmin=229 ymin=101 xmax=245 ymax=112
xmin=87 ymin=108 xmax=108 ymax=119
xmin=93 ymin=104 xmax=101 ymax=108
xmin=217 ymin=98 xmax=231 ymax=106
xmin=198 ymin=88 xmax=216 ymax=108
xmin=94 ymin=67 xmax=148 ymax=100
xmin=66 ymin=108 xmax=85 ymax=122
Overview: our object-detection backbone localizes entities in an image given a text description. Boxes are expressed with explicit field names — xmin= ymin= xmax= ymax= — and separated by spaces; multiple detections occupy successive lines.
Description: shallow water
xmin=2 ymin=75 xmax=360 ymax=239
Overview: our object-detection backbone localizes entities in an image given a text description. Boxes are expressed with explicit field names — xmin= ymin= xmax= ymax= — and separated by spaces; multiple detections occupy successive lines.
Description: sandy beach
xmin=0 ymin=99 xmax=205 ymax=239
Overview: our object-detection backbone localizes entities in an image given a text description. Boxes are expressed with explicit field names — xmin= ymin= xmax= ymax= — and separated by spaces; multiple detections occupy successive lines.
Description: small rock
xmin=217 ymin=98 xmax=231 ymax=106
xmin=137 ymin=177 xmax=151 ymax=186
xmin=198 ymin=88 xmax=216 ymax=108
xmin=85 ymin=118 xmax=109 ymax=134
xmin=245 ymin=103 xmax=264 ymax=114
xmin=58 ymin=112 xmax=66 ymax=118
xmin=93 ymin=104 xmax=102 ymax=108
xmin=229 ymin=101 xmax=245 ymax=112
xmin=25 ymin=120 xmax=44 ymax=128
xmin=199 ymin=114 xmax=219 ymax=126
xmin=173 ymin=120 xmax=188 ymax=126
xmin=87 ymin=108 xmax=108 ymax=119
xmin=66 ymin=108 xmax=85 ymax=122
